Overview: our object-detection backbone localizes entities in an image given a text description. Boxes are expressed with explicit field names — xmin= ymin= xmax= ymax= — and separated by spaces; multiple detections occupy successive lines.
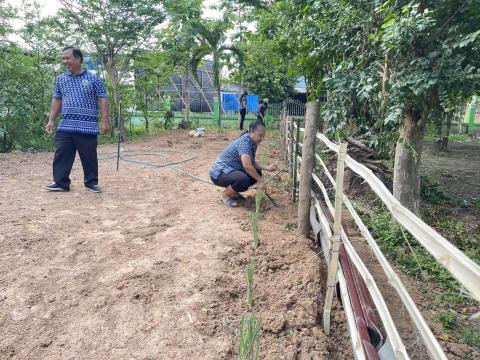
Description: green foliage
xmin=255 ymin=190 xmax=264 ymax=214
xmin=433 ymin=310 xmax=457 ymax=331
xmin=362 ymin=206 xmax=466 ymax=307
xmin=245 ymin=0 xmax=480 ymax=161
xmin=239 ymin=313 xmax=262 ymax=360
xmin=133 ymin=50 xmax=176 ymax=131
xmin=189 ymin=19 xmax=243 ymax=128
xmin=232 ymin=31 xmax=296 ymax=102
xmin=177 ymin=118 xmax=192 ymax=129
xmin=251 ymin=212 xmax=260 ymax=249
xmin=460 ymin=323 xmax=480 ymax=348
xmin=163 ymin=110 xmax=175 ymax=130
xmin=473 ymin=198 xmax=480 ymax=209
xmin=420 ymin=177 xmax=453 ymax=205
xmin=0 ymin=45 xmax=57 ymax=151
xmin=57 ymin=0 xmax=168 ymax=133
xmin=421 ymin=207 xmax=480 ymax=263
xmin=245 ymin=260 xmax=255 ymax=306
xmin=285 ymin=222 xmax=297 ymax=231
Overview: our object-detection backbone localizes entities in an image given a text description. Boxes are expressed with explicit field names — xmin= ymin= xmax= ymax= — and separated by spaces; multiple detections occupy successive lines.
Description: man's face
xmin=62 ymin=49 xmax=81 ymax=73
xmin=250 ymin=126 xmax=266 ymax=145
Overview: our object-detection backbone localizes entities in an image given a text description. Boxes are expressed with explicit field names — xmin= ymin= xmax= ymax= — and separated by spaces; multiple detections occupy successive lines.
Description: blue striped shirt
xmin=53 ymin=70 xmax=107 ymax=136
xmin=209 ymin=133 xmax=257 ymax=180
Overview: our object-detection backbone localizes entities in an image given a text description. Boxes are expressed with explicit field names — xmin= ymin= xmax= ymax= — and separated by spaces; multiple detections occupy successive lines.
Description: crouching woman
xmin=209 ymin=121 xmax=277 ymax=207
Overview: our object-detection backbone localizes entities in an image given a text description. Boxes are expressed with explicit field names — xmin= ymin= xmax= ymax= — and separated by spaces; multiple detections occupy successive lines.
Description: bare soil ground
xmin=345 ymin=140 xmax=480 ymax=360
xmin=0 ymin=130 xmax=351 ymax=360
xmin=421 ymin=140 xmax=480 ymax=201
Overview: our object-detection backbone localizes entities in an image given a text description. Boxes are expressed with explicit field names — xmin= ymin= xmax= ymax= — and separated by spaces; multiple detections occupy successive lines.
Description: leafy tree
xmin=57 ymin=0 xmax=167 ymax=140
xmin=0 ymin=1 xmax=58 ymax=152
xmin=190 ymin=19 xmax=243 ymax=129
xmin=134 ymin=49 xmax=175 ymax=131
xmin=241 ymin=0 xmax=480 ymax=212
xmin=378 ymin=1 xmax=480 ymax=212
xmin=232 ymin=27 xmax=297 ymax=102
xmin=161 ymin=0 xmax=202 ymax=123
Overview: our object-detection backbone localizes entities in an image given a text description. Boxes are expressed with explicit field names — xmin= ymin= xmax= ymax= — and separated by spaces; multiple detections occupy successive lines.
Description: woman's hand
xmin=257 ymin=180 xmax=267 ymax=190
xmin=267 ymin=163 xmax=278 ymax=172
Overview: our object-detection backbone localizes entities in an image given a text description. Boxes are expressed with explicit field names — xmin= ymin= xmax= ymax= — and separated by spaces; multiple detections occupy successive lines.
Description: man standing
xmin=44 ymin=47 xmax=109 ymax=193
xmin=239 ymin=91 xmax=248 ymax=131
xmin=257 ymin=99 xmax=268 ymax=123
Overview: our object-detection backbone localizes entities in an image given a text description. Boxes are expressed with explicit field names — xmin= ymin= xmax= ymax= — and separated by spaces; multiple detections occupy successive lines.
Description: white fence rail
xmin=283 ymin=112 xmax=480 ymax=360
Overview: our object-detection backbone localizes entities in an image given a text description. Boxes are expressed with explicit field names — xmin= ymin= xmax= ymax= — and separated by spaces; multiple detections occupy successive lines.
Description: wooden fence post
xmin=292 ymin=117 xmax=301 ymax=202
xmin=281 ymin=108 xmax=287 ymax=161
xmin=288 ymin=116 xmax=294 ymax=177
xmin=298 ymin=101 xmax=319 ymax=235
xmin=323 ymin=142 xmax=348 ymax=336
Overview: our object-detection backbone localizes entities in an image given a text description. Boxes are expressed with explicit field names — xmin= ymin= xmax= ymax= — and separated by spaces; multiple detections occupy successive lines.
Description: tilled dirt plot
xmin=0 ymin=130 xmax=351 ymax=360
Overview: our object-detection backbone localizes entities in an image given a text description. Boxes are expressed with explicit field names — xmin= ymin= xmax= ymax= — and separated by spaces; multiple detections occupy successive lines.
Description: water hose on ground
xmin=99 ymin=149 xmax=293 ymax=204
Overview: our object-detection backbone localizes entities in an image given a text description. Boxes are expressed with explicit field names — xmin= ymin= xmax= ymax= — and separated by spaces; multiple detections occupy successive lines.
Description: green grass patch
xmin=239 ymin=313 xmax=262 ymax=360
xmin=362 ymin=206 xmax=467 ymax=308
xmin=472 ymin=197 xmax=480 ymax=209
xmin=362 ymin=202 xmax=480 ymax=343
xmin=423 ymin=132 xmax=472 ymax=143
xmin=420 ymin=176 xmax=459 ymax=206
xmin=460 ymin=323 xmax=480 ymax=348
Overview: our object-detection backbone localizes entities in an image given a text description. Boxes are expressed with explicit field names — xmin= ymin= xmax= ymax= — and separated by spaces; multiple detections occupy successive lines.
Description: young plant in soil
xmin=251 ymin=212 xmax=259 ymax=249
xmin=239 ymin=313 xmax=262 ymax=360
xmin=245 ymin=260 xmax=255 ymax=306
xmin=255 ymin=190 xmax=264 ymax=214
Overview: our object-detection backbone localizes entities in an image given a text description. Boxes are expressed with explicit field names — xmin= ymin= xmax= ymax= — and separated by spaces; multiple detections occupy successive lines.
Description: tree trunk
xmin=217 ymin=87 xmax=222 ymax=130
xmin=380 ymin=52 xmax=389 ymax=113
xmin=433 ymin=119 xmax=443 ymax=151
xmin=393 ymin=109 xmax=426 ymax=214
xmin=104 ymin=58 xmax=126 ymax=141
xmin=442 ymin=112 xmax=453 ymax=149
xmin=144 ymin=93 xmax=149 ymax=132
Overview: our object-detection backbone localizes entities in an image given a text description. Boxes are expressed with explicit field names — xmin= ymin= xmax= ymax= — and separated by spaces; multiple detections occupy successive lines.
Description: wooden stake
xmin=323 ymin=142 xmax=348 ymax=335
xmin=293 ymin=117 xmax=301 ymax=202
xmin=298 ymin=101 xmax=319 ymax=235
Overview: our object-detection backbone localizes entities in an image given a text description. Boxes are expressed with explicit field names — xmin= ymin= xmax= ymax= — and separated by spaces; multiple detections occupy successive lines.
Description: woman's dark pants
xmin=211 ymin=170 xmax=262 ymax=193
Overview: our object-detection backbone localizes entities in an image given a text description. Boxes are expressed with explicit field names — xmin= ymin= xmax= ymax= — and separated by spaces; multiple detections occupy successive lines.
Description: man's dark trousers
xmin=53 ymin=132 xmax=98 ymax=189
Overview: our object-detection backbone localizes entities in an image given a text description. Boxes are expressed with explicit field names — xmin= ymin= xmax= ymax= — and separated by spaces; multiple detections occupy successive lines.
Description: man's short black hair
xmin=62 ymin=46 xmax=83 ymax=63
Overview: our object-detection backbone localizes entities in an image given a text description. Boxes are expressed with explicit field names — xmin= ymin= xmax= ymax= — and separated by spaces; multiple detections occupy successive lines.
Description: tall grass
xmin=239 ymin=313 xmax=262 ymax=360
xmin=245 ymin=260 xmax=256 ymax=306
xmin=255 ymin=190 xmax=264 ymax=214
xmin=251 ymin=212 xmax=260 ymax=249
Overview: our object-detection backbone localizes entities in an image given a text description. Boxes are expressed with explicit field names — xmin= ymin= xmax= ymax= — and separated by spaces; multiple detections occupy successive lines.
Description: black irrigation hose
xmin=99 ymin=148 xmax=292 ymax=188
xmin=98 ymin=149 xmax=213 ymax=185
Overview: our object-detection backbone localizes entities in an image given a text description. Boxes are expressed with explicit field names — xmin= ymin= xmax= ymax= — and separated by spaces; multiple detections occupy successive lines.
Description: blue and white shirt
xmin=53 ymin=69 xmax=107 ymax=136
xmin=209 ymin=133 xmax=257 ymax=180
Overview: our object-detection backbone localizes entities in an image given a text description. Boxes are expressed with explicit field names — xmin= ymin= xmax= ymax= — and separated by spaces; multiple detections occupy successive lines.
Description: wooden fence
xmin=280 ymin=101 xmax=480 ymax=359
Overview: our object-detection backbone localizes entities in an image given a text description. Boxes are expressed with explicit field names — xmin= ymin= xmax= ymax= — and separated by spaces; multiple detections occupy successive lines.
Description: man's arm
xmin=45 ymin=98 xmax=62 ymax=134
xmin=99 ymin=98 xmax=110 ymax=134
xmin=241 ymin=154 xmax=266 ymax=189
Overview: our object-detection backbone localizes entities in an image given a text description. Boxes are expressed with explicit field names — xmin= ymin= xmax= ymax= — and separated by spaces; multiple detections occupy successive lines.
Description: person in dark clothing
xmin=239 ymin=91 xmax=248 ymax=130
xmin=209 ymin=120 xmax=278 ymax=207
xmin=44 ymin=46 xmax=110 ymax=193
xmin=257 ymin=99 xmax=268 ymax=123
